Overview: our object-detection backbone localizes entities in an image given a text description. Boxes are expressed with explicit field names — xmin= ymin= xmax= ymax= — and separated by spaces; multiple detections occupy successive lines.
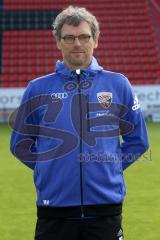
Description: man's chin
xmin=70 ymin=60 xmax=84 ymax=68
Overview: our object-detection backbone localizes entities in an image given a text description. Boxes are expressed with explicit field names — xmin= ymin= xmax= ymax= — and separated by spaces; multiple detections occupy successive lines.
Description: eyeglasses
xmin=61 ymin=34 xmax=92 ymax=44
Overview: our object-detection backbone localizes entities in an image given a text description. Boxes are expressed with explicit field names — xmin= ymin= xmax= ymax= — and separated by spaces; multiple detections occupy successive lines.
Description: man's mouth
xmin=71 ymin=51 xmax=84 ymax=53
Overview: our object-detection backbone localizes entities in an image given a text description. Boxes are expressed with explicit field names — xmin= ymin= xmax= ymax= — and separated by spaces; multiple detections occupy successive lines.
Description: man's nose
xmin=73 ymin=37 xmax=81 ymax=46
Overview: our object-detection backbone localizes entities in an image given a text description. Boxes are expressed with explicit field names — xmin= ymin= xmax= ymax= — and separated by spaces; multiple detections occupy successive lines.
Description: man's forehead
xmin=61 ymin=21 xmax=91 ymax=35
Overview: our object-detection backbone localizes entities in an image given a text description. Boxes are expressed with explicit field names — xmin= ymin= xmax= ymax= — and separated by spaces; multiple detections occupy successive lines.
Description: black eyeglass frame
xmin=61 ymin=34 xmax=92 ymax=44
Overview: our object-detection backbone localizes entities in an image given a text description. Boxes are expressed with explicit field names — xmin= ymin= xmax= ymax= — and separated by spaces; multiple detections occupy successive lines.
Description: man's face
xmin=56 ymin=21 xmax=98 ymax=69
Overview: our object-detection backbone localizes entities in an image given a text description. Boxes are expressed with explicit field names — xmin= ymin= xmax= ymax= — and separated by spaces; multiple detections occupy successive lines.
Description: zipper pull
xmin=81 ymin=206 xmax=85 ymax=218
xmin=81 ymin=213 xmax=85 ymax=218
xmin=76 ymin=69 xmax=80 ymax=75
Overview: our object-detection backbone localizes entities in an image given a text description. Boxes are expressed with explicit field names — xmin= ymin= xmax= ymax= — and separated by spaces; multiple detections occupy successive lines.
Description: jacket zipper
xmin=86 ymin=94 xmax=90 ymax=132
xmin=76 ymin=70 xmax=85 ymax=218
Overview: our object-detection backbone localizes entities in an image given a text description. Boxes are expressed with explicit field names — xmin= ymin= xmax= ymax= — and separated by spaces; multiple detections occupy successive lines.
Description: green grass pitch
xmin=0 ymin=122 xmax=160 ymax=239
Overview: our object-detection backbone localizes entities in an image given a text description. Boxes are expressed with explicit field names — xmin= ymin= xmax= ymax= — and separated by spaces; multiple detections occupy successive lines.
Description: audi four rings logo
xmin=51 ymin=92 xmax=68 ymax=100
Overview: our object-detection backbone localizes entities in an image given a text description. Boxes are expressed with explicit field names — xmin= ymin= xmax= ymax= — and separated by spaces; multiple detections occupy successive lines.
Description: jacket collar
xmin=55 ymin=57 xmax=103 ymax=79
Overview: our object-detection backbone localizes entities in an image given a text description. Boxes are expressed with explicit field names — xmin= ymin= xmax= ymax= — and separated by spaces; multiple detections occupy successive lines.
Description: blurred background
xmin=0 ymin=1 xmax=160 ymax=240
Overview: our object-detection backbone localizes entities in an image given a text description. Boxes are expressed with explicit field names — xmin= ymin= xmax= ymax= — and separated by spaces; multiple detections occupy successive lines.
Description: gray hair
xmin=52 ymin=6 xmax=100 ymax=40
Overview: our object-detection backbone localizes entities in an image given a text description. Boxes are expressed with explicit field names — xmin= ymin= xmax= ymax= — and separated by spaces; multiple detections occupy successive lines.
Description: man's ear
xmin=56 ymin=41 xmax=61 ymax=50
xmin=52 ymin=30 xmax=55 ymax=37
xmin=94 ymin=38 xmax=98 ymax=49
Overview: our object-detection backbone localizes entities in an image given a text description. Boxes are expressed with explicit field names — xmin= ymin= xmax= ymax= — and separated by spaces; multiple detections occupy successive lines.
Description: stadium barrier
xmin=0 ymin=85 xmax=160 ymax=123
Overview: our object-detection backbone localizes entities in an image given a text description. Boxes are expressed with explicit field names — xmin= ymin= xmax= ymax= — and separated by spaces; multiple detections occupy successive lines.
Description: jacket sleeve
xmin=10 ymin=82 xmax=37 ymax=170
xmin=120 ymin=75 xmax=149 ymax=170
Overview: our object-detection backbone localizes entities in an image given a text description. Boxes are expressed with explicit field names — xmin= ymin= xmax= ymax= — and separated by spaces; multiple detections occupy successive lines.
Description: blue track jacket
xmin=10 ymin=57 xmax=149 ymax=216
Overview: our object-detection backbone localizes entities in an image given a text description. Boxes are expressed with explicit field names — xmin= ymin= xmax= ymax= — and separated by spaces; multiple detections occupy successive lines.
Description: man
xmin=10 ymin=6 xmax=149 ymax=240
